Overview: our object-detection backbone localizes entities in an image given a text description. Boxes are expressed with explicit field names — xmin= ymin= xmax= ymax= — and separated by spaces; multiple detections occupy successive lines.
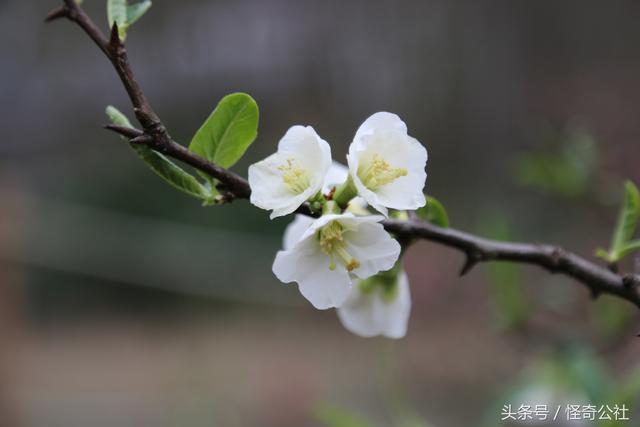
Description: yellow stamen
xmin=318 ymin=221 xmax=360 ymax=272
xmin=278 ymin=158 xmax=310 ymax=194
xmin=357 ymin=153 xmax=407 ymax=190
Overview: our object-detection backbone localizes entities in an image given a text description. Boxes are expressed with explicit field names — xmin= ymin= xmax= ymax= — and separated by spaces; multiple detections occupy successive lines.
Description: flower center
xmin=278 ymin=158 xmax=310 ymax=194
xmin=357 ymin=153 xmax=408 ymax=190
xmin=318 ymin=221 xmax=360 ymax=272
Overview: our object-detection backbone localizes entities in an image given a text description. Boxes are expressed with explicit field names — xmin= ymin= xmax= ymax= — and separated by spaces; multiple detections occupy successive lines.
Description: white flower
xmin=249 ymin=126 xmax=331 ymax=219
xmin=273 ymin=213 xmax=401 ymax=309
xmin=347 ymin=112 xmax=428 ymax=216
xmin=337 ymin=270 xmax=411 ymax=339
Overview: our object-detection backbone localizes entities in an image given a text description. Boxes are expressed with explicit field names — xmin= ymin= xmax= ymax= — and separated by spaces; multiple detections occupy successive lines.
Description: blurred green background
xmin=1 ymin=0 xmax=640 ymax=426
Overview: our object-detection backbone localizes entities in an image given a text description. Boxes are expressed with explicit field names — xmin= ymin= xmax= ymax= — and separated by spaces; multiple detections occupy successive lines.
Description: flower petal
xmin=354 ymin=112 xmax=407 ymax=142
xmin=273 ymin=230 xmax=352 ymax=309
xmin=345 ymin=222 xmax=401 ymax=279
xmin=298 ymin=263 xmax=352 ymax=310
xmin=337 ymin=271 xmax=411 ymax=338
xmin=283 ymin=215 xmax=314 ymax=250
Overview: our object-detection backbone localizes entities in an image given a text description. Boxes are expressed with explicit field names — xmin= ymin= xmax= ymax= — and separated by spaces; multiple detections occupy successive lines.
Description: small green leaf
xmin=130 ymin=145 xmax=212 ymax=200
xmin=106 ymin=105 xmax=133 ymax=128
xmin=107 ymin=0 xmax=127 ymax=39
xmin=594 ymin=247 xmax=612 ymax=263
xmin=108 ymin=0 xmax=152 ymax=40
xmin=106 ymin=106 xmax=212 ymax=201
xmin=618 ymin=239 xmax=640 ymax=259
xmin=189 ymin=93 xmax=259 ymax=171
xmin=126 ymin=1 xmax=152 ymax=26
xmin=610 ymin=180 xmax=640 ymax=259
xmin=415 ymin=195 xmax=449 ymax=227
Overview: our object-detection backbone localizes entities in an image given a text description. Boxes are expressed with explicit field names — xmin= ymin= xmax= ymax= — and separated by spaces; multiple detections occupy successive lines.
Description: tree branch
xmin=47 ymin=2 xmax=640 ymax=309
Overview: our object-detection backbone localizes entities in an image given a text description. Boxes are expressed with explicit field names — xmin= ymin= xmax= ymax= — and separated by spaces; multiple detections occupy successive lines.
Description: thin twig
xmin=47 ymin=1 xmax=640 ymax=309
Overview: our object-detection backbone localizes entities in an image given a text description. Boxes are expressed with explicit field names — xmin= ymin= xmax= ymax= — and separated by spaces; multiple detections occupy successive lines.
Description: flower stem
xmin=322 ymin=200 xmax=341 ymax=215
xmin=333 ymin=175 xmax=358 ymax=208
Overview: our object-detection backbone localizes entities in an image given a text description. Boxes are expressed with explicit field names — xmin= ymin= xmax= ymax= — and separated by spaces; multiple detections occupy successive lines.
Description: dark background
xmin=1 ymin=1 xmax=640 ymax=426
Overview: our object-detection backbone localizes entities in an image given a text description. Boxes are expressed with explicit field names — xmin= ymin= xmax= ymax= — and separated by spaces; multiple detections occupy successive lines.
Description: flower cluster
xmin=248 ymin=112 xmax=428 ymax=338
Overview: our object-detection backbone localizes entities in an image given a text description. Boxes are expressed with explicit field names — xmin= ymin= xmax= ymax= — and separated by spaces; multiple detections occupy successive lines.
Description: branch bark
xmin=46 ymin=1 xmax=640 ymax=308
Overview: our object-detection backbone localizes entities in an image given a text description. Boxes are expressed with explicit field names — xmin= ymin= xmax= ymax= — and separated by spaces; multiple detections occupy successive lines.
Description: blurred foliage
xmin=314 ymin=403 xmax=434 ymax=427
xmin=314 ymin=404 xmax=376 ymax=427
xmin=592 ymin=296 xmax=636 ymax=338
xmin=477 ymin=211 xmax=529 ymax=329
xmin=514 ymin=123 xmax=599 ymax=199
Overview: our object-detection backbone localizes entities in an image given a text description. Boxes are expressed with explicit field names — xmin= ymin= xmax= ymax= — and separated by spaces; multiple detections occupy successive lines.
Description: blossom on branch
xmin=248 ymin=125 xmax=331 ymax=218
xmin=347 ymin=112 xmax=428 ymax=216
xmin=273 ymin=214 xmax=401 ymax=309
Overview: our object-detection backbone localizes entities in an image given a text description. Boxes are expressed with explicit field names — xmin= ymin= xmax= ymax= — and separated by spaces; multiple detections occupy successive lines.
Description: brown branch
xmin=47 ymin=2 xmax=640 ymax=309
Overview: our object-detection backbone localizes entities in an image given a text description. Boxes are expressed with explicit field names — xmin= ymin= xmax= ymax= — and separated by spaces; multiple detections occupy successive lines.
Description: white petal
xmin=298 ymin=264 xmax=352 ymax=310
xmin=345 ymin=222 xmax=401 ymax=279
xmin=337 ymin=271 xmax=411 ymax=338
xmin=278 ymin=125 xmax=332 ymax=189
xmin=273 ymin=228 xmax=352 ymax=310
xmin=354 ymin=112 xmax=407 ymax=142
xmin=283 ymin=215 xmax=314 ymax=250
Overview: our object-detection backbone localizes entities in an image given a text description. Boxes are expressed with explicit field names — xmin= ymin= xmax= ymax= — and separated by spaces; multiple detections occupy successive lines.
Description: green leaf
xmin=130 ymin=145 xmax=212 ymax=200
xmin=415 ymin=195 xmax=449 ymax=227
xmin=108 ymin=0 xmax=152 ymax=40
xmin=313 ymin=404 xmax=376 ymax=427
xmin=608 ymin=180 xmax=640 ymax=262
xmin=126 ymin=0 xmax=152 ymax=26
xmin=107 ymin=0 xmax=127 ymax=39
xmin=618 ymin=239 xmax=640 ymax=259
xmin=189 ymin=93 xmax=259 ymax=172
xmin=105 ymin=106 xmax=212 ymax=201
xmin=594 ymin=247 xmax=613 ymax=263
xmin=106 ymin=105 xmax=133 ymax=128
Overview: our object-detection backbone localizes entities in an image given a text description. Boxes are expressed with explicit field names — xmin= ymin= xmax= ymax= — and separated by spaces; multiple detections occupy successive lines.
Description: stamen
xmin=318 ymin=221 xmax=360 ymax=272
xmin=278 ymin=158 xmax=310 ymax=194
xmin=357 ymin=153 xmax=407 ymax=190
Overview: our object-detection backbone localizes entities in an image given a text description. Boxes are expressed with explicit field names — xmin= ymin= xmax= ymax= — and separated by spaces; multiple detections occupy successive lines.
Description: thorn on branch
xmin=104 ymin=124 xmax=144 ymax=139
xmin=130 ymin=135 xmax=153 ymax=145
xmin=109 ymin=22 xmax=122 ymax=51
xmin=44 ymin=6 xmax=69 ymax=23
xmin=590 ymin=287 xmax=601 ymax=300
xmin=460 ymin=251 xmax=482 ymax=276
